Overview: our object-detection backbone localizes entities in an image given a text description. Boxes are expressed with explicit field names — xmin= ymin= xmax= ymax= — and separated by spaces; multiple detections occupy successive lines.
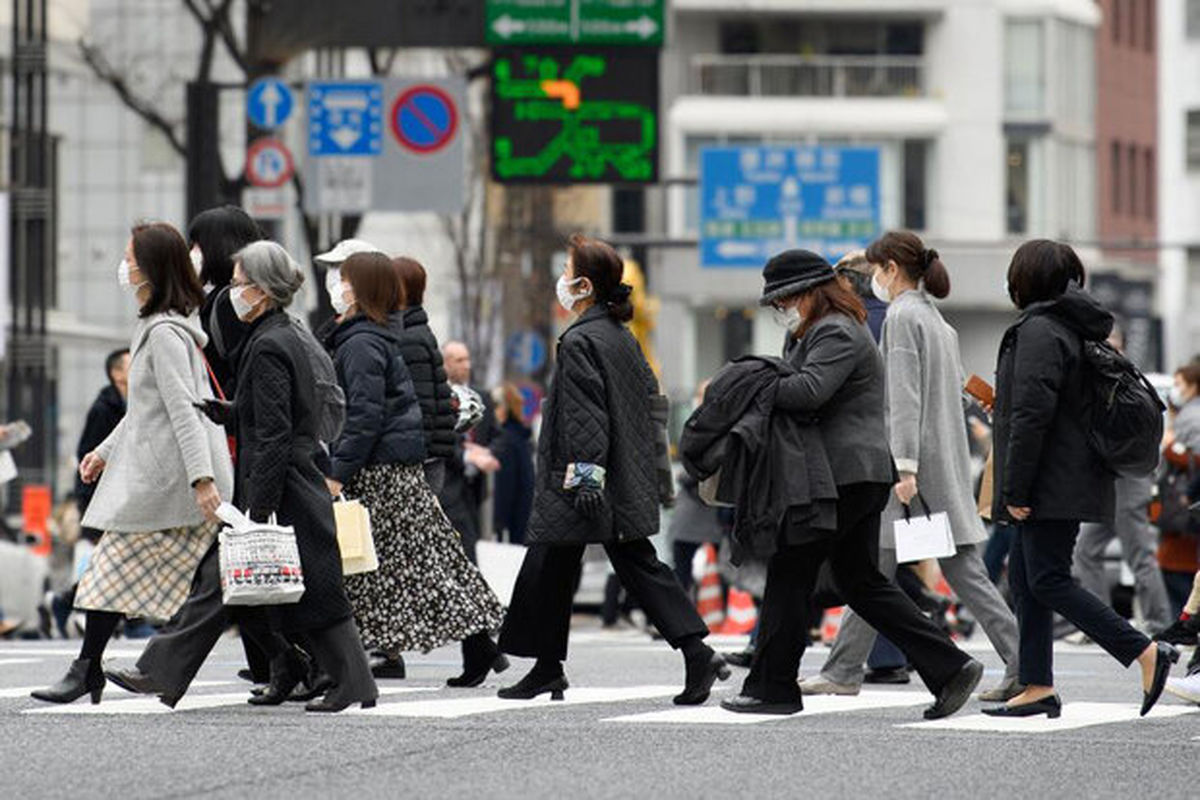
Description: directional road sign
xmin=307 ymin=81 xmax=384 ymax=156
xmin=245 ymin=139 xmax=295 ymax=188
xmin=487 ymin=0 xmax=663 ymax=46
xmin=247 ymin=77 xmax=294 ymax=130
xmin=506 ymin=331 xmax=547 ymax=376
xmin=700 ymin=146 xmax=881 ymax=268
xmin=391 ymin=85 xmax=459 ymax=154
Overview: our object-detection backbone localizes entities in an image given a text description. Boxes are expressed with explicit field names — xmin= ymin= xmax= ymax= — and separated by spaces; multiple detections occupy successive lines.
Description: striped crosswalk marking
xmin=898 ymin=702 xmax=1200 ymax=733
xmin=21 ymin=686 xmax=436 ymax=715
xmin=603 ymin=690 xmax=931 ymax=725
xmin=0 ymin=659 xmax=41 ymax=667
xmin=351 ymin=685 xmax=680 ymax=719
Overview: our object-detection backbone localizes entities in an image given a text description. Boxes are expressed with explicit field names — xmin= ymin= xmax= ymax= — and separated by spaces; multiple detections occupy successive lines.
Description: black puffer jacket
xmin=390 ymin=307 xmax=456 ymax=461
xmin=327 ymin=315 xmax=426 ymax=483
xmin=993 ymin=286 xmax=1116 ymax=524
xmin=528 ymin=306 xmax=660 ymax=545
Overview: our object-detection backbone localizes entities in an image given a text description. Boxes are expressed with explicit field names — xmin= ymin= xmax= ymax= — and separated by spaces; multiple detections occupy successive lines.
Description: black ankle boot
xmin=497 ymin=662 xmax=568 ymax=701
xmin=31 ymin=659 xmax=105 ymax=705
xmin=448 ymin=634 xmax=510 ymax=688
xmin=248 ymin=647 xmax=310 ymax=706
xmin=674 ymin=647 xmax=731 ymax=706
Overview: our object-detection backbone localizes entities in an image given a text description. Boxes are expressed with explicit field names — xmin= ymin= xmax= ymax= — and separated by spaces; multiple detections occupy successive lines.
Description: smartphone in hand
xmin=964 ymin=375 xmax=995 ymax=410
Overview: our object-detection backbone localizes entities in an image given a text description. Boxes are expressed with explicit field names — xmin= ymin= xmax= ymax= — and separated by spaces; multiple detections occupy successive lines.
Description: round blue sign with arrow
xmin=506 ymin=331 xmax=547 ymax=376
xmin=247 ymin=77 xmax=294 ymax=130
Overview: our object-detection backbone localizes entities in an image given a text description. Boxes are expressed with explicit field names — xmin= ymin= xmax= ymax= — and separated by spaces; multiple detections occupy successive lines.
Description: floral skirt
xmin=344 ymin=462 xmax=505 ymax=653
xmin=75 ymin=523 xmax=217 ymax=620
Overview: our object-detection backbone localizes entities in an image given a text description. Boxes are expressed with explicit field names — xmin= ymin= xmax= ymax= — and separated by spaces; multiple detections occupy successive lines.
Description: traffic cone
xmin=717 ymin=588 xmax=757 ymax=635
xmin=821 ymin=605 xmax=846 ymax=645
xmin=695 ymin=543 xmax=725 ymax=632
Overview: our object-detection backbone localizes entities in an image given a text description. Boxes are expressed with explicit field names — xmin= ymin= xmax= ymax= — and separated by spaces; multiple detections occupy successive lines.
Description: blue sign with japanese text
xmin=307 ymin=81 xmax=384 ymax=157
xmin=700 ymin=146 xmax=881 ymax=268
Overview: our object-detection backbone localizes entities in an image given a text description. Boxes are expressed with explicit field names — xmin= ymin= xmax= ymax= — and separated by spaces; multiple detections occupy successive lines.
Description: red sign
xmin=245 ymin=138 xmax=295 ymax=188
xmin=390 ymin=85 xmax=459 ymax=154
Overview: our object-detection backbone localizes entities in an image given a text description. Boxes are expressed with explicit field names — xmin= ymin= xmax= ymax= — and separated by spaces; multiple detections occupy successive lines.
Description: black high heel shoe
xmin=31 ymin=659 xmax=105 ymax=705
xmin=982 ymin=694 xmax=1062 ymax=719
xmin=674 ymin=652 xmax=732 ymax=706
xmin=448 ymin=634 xmax=511 ymax=688
xmin=497 ymin=671 xmax=569 ymax=701
xmin=448 ymin=654 xmax=510 ymax=688
xmin=1142 ymin=642 xmax=1181 ymax=717
xmin=248 ymin=647 xmax=309 ymax=707
xmin=304 ymin=694 xmax=377 ymax=713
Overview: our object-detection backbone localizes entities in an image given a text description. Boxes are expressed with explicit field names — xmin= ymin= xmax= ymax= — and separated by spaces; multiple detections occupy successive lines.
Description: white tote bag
xmin=893 ymin=495 xmax=957 ymax=564
xmin=216 ymin=503 xmax=306 ymax=606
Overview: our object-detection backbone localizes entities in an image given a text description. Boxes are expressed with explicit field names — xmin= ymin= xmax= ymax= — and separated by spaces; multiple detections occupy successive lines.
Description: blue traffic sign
xmin=700 ymin=146 xmax=881 ymax=268
xmin=391 ymin=85 xmax=459 ymax=154
xmin=247 ymin=77 xmax=294 ymax=130
xmin=506 ymin=331 xmax=547 ymax=376
xmin=308 ymin=81 xmax=384 ymax=157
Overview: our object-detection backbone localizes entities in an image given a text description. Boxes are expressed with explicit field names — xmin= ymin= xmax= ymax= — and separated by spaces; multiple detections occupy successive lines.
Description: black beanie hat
xmin=759 ymin=249 xmax=836 ymax=306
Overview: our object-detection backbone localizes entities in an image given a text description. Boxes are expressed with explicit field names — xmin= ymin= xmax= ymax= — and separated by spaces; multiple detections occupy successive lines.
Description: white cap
xmin=315 ymin=238 xmax=384 ymax=265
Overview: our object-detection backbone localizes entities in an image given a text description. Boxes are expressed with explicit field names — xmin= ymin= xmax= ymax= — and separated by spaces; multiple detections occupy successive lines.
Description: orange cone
xmin=717 ymin=588 xmax=757 ymax=635
xmin=695 ymin=543 xmax=725 ymax=632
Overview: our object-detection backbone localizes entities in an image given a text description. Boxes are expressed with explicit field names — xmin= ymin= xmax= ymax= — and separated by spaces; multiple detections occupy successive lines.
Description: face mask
xmin=871 ymin=272 xmax=892 ymax=304
xmin=117 ymin=259 xmax=143 ymax=293
xmin=325 ymin=267 xmax=341 ymax=299
xmin=784 ymin=307 xmax=804 ymax=333
xmin=1170 ymin=386 xmax=1192 ymax=408
xmin=331 ymin=282 xmax=354 ymax=316
xmin=190 ymin=246 xmax=204 ymax=277
xmin=230 ymin=285 xmax=258 ymax=321
xmin=556 ymin=275 xmax=591 ymax=312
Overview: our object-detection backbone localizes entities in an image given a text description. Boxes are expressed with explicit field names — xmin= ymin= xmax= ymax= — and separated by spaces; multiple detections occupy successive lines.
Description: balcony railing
xmin=690 ymin=55 xmax=926 ymax=98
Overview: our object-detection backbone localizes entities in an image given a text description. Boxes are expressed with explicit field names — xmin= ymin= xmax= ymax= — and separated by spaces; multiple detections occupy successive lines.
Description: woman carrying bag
xmin=804 ymin=231 xmax=1020 ymax=702
xmin=32 ymin=222 xmax=233 ymax=705
xmin=326 ymin=253 xmax=506 ymax=688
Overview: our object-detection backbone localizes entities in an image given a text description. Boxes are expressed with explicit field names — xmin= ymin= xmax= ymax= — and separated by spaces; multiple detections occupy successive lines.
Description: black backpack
xmin=1081 ymin=340 xmax=1164 ymax=477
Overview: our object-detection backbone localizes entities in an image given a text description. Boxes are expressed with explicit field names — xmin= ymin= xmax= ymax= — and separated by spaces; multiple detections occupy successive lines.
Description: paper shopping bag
xmin=334 ymin=496 xmax=378 ymax=575
xmin=893 ymin=495 xmax=956 ymax=564
xmin=216 ymin=503 xmax=305 ymax=606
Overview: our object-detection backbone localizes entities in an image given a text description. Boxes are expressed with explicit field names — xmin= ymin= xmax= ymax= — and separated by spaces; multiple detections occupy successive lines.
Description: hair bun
xmin=609 ymin=283 xmax=633 ymax=304
xmin=922 ymin=248 xmax=939 ymax=270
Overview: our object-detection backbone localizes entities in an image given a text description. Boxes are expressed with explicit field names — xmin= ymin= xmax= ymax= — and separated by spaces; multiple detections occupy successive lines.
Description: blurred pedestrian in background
xmin=490 ymin=383 xmax=535 ymax=545
xmin=1157 ymin=363 xmax=1200 ymax=618
xmin=983 ymin=240 xmax=1175 ymax=719
xmin=499 ymin=235 xmax=726 ymax=706
xmin=326 ymin=253 xmax=506 ymax=688
xmin=74 ymin=349 xmax=129 ymax=541
xmin=834 ymin=249 xmax=887 ymax=341
xmin=804 ymin=231 xmax=1020 ymax=703
xmin=33 ymin=222 xmax=233 ymax=705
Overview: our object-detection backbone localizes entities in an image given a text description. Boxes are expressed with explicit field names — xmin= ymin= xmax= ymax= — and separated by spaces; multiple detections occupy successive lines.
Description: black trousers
xmin=499 ymin=538 xmax=709 ymax=662
xmin=744 ymin=482 xmax=969 ymax=703
xmin=1009 ymin=519 xmax=1150 ymax=686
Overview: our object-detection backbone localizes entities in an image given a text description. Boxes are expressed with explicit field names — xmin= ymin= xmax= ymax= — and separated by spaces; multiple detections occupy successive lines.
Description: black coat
xmin=200 ymin=285 xmax=248 ymax=397
xmin=75 ymin=384 xmax=126 ymax=514
xmin=233 ymin=309 xmax=353 ymax=633
xmin=993 ymin=287 xmax=1116 ymax=524
xmin=680 ymin=356 xmax=838 ymax=562
xmin=327 ymin=315 xmax=426 ymax=484
xmin=528 ymin=306 xmax=661 ymax=545
xmin=776 ymin=313 xmax=895 ymax=488
xmin=392 ymin=307 xmax=457 ymax=461
xmin=492 ymin=418 xmax=535 ymax=542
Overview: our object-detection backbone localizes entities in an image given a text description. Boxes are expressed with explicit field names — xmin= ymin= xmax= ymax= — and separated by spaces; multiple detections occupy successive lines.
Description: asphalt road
xmin=2 ymin=622 xmax=1197 ymax=799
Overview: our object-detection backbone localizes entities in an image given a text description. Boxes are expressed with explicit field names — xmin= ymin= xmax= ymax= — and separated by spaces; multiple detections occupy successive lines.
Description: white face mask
xmin=1170 ymin=386 xmax=1193 ymax=409
xmin=229 ymin=285 xmax=258 ymax=321
xmin=117 ymin=259 xmax=143 ymax=293
xmin=784 ymin=306 xmax=804 ymax=332
xmin=871 ymin=271 xmax=892 ymax=304
xmin=556 ymin=274 xmax=590 ymax=312
xmin=331 ymin=281 xmax=354 ymax=316
xmin=190 ymin=246 xmax=204 ymax=277
xmin=325 ymin=267 xmax=341 ymax=300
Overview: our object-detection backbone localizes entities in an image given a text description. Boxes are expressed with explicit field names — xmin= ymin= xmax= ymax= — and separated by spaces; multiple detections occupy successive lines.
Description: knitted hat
xmin=759 ymin=249 xmax=836 ymax=306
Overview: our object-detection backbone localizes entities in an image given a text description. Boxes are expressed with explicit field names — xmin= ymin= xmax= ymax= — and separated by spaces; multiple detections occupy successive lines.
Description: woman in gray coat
xmin=804 ymin=231 xmax=1021 ymax=702
xmin=32 ymin=222 xmax=233 ymax=705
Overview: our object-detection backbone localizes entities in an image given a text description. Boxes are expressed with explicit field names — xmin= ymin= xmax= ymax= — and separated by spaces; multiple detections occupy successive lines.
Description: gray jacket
xmin=1174 ymin=398 xmax=1200 ymax=452
xmin=879 ymin=289 xmax=986 ymax=548
xmin=82 ymin=312 xmax=234 ymax=533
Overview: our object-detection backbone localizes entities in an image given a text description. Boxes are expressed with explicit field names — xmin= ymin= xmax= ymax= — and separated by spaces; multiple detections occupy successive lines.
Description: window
xmin=1113 ymin=0 xmax=1122 ymax=43
xmin=1005 ymin=21 xmax=1045 ymax=116
xmin=1145 ymin=0 xmax=1155 ymax=51
xmin=1112 ymin=141 xmax=1123 ymax=212
xmin=1144 ymin=147 xmax=1155 ymax=220
xmin=1007 ymin=140 xmax=1030 ymax=234
xmin=1188 ymin=111 xmax=1200 ymax=170
xmin=1189 ymin=0 xmax=1200 ymax=38
xmin=1128 ymin=144 xmax=1139 ymax=216
xmin=903 ymin=140 xmax=927 ymax=230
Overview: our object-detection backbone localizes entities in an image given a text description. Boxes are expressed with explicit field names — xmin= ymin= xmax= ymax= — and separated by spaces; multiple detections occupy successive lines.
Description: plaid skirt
xmin=75 ymin=523 xmax=217 ymax=620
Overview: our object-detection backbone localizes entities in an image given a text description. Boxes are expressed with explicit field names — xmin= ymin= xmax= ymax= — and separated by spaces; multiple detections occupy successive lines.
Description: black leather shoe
xmin=1155 ymin=618 xmax=1200 ymax=647
xmin=248 ymin=647 xmax=309 ymax=707
xmin=925 ymin=659 xmax=984 ymax=720
xmin=674 ymin=652 xmax=732 ymax=706
xmin=305 ymin=695 xmax=377 ymax=713
xmin=497 ymin=671 xmax=569 ymax=701
xmin=864 ymin=666 xmax=911 ymax=685
xmin=448 ymin=654 xmax=510 ymax=688
xmin=31 ymin=659 xmax=105 ymax=705
xmin=237 ymin=668 xmax=258 ymax=683
xmin=287 ymin=673 xmax=336 ymax=703
xmin=982 ymin=694 xmax=1062 ymax=718
xmin=719 ymin=694 xmax=802 ymax=715
xmin=105 ymin=666 xmax=162 ymax=696
xmin=371 ymin=656 xmax=407 ymax=680
xmin=1142 ymin=642 xmax=1181 ymax=717
xmin=723 ymin=649 xmax=754 ymax=669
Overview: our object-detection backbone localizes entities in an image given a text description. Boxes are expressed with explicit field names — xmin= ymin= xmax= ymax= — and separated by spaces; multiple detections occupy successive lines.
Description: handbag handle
xmin=901 ymin=492 xmax=933 ymax=522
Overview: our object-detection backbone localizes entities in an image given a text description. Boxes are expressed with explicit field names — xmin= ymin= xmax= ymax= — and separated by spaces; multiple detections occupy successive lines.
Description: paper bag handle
xmin=901 ymin=492 xmax=933 ymax=523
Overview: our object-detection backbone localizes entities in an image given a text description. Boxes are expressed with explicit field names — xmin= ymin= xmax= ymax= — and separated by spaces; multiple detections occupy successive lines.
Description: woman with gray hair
xmin=207 ymin=240 xmax=378 ymax=712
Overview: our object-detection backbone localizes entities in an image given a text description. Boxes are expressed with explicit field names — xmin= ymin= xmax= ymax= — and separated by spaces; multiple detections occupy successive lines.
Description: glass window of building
xmin=1189 ymin=0 xmax=1200 ymax=38
xmin=1144 ymin=0 xmax=1155 ymax=50
xmin=1144 ymin=147 xmax=1155 ymax=220
xmin=1007 ymin=139 xmax=1030 ymax=234
xmin=1113 ymin=0 xmax=1122 ymax=43
xmin=1005 ymin=20 xmax=1045 ymax=116
xmin=1112 ymin=141 xmax=1123 ymax=212
xmin=903 ymin=140 xmax=927 ymax=231
xmin=1128 ymin=144 xmax=1139 ymax=217
xmin=1188 ymin=111 xmax=1200 ymax=170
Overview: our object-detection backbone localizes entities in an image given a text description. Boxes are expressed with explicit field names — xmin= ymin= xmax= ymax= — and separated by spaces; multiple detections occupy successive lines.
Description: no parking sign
xmin=391 ymin=85 xmax=459 ymax=154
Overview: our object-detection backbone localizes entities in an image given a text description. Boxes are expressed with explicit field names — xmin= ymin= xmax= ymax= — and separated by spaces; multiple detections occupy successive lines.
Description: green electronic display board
xmin=491 ymin=49 xmax=659 ymax=184
xmin=486 ymin=0 xmax=664 ymax=46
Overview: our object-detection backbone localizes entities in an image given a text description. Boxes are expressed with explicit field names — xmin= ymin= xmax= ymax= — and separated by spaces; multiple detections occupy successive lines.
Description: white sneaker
xmin=799 ymin=677 xmax=860 ymax=696
xmin=1165 ymin=673 xmax=1200 ymax=705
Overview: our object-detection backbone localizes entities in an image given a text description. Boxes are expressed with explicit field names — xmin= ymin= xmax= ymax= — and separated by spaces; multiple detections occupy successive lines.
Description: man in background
xmin=439 ymin=341 xmax=497 ymax=563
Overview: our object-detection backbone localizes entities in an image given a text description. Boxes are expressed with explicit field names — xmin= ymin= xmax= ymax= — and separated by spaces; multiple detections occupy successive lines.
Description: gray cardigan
xmin=878 ymin=289 xmax=986 ymax=548
xmin=82 ymin=312 xmax=234 ymax=533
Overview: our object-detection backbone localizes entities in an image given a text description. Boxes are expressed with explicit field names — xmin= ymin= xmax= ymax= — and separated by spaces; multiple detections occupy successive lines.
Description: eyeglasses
xmin=230 ymin=279 xmax=254 ymax=289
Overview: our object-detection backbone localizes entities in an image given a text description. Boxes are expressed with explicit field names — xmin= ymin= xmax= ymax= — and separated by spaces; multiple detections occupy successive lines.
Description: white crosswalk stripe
xmin=20 ymin=685 xmax=437 ymax=715
xmin=349 ymin=685 xmax=681 ymax=719
xmin=899 ymin=702 xmax=1200 ymax=733
xmin=0 ymin=658 xmax=42 ymax=667
xmin=604 ymin=690 xmax=931 ymax=725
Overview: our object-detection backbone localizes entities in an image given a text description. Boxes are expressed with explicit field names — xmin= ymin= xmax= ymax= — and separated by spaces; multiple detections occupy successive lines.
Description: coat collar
xmin=560 ymin=305 xmax=609 ymax=341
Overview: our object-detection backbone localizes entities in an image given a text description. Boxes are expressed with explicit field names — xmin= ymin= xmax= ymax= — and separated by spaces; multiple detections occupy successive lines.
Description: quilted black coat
xmin=233 ymin=309 xmax=354 ymax=633
xmin=391 ymin=307 xmax=457 ymax=461
xmin=528 ymin=306 xmax=661 ymax=545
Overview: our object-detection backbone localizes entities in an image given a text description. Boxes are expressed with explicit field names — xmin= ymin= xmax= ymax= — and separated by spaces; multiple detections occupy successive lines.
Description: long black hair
xmin=187 ymin=205 xmax=265 ymax=288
